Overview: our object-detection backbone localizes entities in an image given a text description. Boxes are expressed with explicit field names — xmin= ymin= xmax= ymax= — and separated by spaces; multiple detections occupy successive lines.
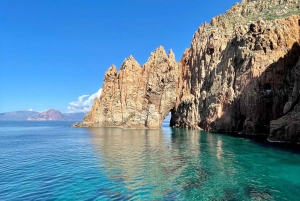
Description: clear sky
xmin=0 ymin=0 xmax=238 ymax=113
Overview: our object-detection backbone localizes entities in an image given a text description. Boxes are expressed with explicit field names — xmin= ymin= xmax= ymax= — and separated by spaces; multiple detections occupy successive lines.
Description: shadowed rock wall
xmin=172 ymin=15 xmax=300 ymax=134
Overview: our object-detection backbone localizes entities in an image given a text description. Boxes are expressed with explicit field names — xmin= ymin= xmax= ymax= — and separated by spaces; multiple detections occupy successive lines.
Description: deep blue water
xmin=0 ymin=121 xmax=300 ymax=200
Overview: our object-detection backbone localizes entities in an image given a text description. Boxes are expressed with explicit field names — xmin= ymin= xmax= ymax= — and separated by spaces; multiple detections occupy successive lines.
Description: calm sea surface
xmin=0 ymin=121 xmax=300 ymax=200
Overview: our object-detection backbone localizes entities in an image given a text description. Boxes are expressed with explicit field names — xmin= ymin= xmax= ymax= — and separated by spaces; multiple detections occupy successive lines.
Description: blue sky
xmin=0 ymin=0 xmax=238 ymax=113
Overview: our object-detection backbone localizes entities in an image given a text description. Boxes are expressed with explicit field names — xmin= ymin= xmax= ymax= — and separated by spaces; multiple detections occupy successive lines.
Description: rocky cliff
xmin=172 ymin=0 xmax=300 ymax=133
xmin=75 ymin=0 xmax=300 ymax=143
xmin=74 ymin=47 xmax=180 ymax=128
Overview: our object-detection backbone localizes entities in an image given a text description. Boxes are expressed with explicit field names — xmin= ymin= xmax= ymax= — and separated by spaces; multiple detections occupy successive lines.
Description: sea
xmin=1 ymin=121 xmax=300 ymax=200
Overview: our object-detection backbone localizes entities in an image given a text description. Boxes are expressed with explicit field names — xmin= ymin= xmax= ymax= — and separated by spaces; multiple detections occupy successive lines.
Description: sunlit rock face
xmin=75 ymin=0 xmax=300 ymax=142
xmin=75 ymin=46 xmax=180 ymax=128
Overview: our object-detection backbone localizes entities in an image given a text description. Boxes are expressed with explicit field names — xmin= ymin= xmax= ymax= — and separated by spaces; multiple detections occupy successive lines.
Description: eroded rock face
xmin=173 ymin=15 xmax=300 ymax=133
xmin=75 ymin=0 xmax=300 ymax=143
xmin=171 ymin=0 xmax=300 ymax=134
xmin=75 ymin=47 xmax=180 ymax=128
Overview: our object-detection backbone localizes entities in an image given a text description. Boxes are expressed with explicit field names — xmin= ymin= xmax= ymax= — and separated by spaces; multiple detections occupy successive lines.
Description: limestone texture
xmin=75 ymin=0 xmax=300 ymax=143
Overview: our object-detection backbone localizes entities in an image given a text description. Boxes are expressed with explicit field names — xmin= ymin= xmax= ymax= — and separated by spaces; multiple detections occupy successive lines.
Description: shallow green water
xmin=0 ymin=121 xmax=300 ymax=200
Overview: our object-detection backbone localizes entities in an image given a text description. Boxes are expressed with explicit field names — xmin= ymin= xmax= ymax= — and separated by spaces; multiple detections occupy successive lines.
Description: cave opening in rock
xmin=263 ymin=83 xmax=273 ymax=125
xmin=283 ymin=94 xmax=289 ymax=104
xmin=264 ymin=83 xmax=271 ymax=90
xmin=264 ymin=83 xmax=272 ymax=94
xmin=162 ymin=111 xmax=172 ymax=127
xmin=237 ymin=115 xmax=246 ymax=131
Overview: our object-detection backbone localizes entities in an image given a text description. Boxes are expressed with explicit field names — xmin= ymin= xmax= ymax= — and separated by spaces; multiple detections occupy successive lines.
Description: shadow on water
xmin=217 ymin=131 xmax=300 ymax=154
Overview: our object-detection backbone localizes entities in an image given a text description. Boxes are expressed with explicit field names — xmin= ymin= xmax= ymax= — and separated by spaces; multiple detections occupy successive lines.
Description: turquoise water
xmin=0 ymin=121 xmax=300 ymax=200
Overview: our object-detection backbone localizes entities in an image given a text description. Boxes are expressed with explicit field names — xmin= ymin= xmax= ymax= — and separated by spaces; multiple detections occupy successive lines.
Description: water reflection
xmin=1 ymin=122 xmax=300 ymax=200
xmin=217 ymin=137 xmax=224 ymax=160
xmin=90 ymin=128 xmax=254 ymax=200
xmin=87 ymin=127 xmax=204 ymax=199
xmin=85 ymin=127 xmax=300 ymax=200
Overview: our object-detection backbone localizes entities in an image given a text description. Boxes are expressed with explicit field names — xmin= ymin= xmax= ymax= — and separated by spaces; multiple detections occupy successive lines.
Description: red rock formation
xmin=172 ymin=15 xmax=300 ymax=134
xmin=171 ymin=0 xmax=300 ymax=134
xmin=75 ymin=0 xmax=300 ymax=143
xmin=75 ymin=47 xmax=180 ymax=128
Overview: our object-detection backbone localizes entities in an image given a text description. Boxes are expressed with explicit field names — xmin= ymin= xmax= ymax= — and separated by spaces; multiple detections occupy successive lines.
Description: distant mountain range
xmin=0 ymin=109 xmax=86 ymax=121
xmin=0 ymin=111 xmax=40 ymax=121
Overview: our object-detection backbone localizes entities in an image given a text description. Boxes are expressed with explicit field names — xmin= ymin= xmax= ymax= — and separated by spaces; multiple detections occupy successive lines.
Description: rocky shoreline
xmin=74 ymin=0 xmax=300 ymax=144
